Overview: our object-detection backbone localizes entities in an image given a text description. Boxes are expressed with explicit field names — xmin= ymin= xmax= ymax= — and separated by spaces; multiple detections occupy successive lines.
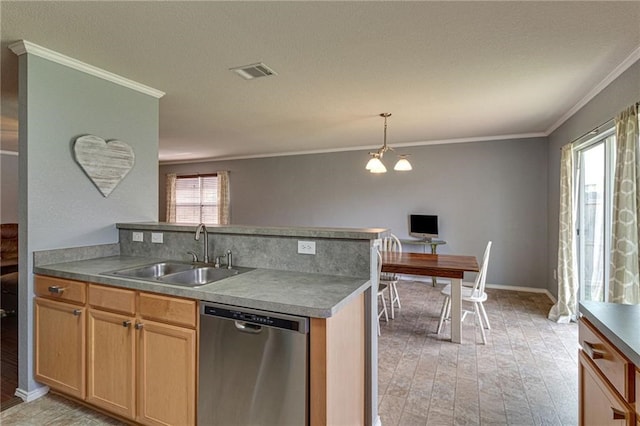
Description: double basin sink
xmin=103 ymin=261 xmax=253 ymax=287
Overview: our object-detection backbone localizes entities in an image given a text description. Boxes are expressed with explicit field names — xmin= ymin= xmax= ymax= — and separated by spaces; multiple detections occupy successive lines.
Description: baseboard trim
xmin=14 ymin=385 xmax=49 ymax=402
xmin=485 ymin=283 xmax=556 ymax=303
xmin=400 ymin=276 xmax=556 ymax=302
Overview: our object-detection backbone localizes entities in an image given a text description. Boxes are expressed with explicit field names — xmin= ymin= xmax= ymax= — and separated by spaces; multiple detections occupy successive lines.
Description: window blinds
xmin=174 ymin=174 xmax=218 ymax=223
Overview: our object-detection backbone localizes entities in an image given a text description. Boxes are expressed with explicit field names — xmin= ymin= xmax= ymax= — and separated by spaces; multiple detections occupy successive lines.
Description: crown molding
xmin=8 ymin=40 xmax=165 ymax=99
xmin=545 ymin=45 xmax=640 ymax=135
xmin=159 ymin=132 xmax=546 ymax=165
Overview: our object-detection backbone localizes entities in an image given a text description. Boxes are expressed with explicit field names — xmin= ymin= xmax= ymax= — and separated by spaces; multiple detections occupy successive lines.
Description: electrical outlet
xmin=297 ymin=240 xmax=316 ymax=255
xmin=151 ymin=232 xmax=164 ymax=244
xmin=132 ymin=232 xmax=144 ymax=242
xmin=553 ymin=269 xmax=557 ymax=280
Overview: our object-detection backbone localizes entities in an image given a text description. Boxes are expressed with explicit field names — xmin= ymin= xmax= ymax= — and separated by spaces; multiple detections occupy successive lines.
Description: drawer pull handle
xmin=72 ymin=309 xmax=82 ymax=316
xmin=583 ymin=341 xmax=605 ymax=359
xmin=48 ymin=286 xmax=65 ymax=294
xmin=611 ymin=407 xmax=626 ymax=420
xmin=135 ymin=323 xmax=144 ymax=330
xmin=122 ymin=320 xmax=131 ymax=328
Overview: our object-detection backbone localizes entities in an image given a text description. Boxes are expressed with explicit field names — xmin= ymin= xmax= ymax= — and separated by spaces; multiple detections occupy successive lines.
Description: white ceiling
xmin=2 ymin=1 xmax=639 ymax=163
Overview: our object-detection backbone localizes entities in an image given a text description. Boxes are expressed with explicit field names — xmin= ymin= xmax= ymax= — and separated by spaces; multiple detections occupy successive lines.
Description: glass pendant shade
xmin=394 ymin=156 xmax=412 ymax=171
xmin=365 ymin=157 xmax=378 ymax=170
xmin=367 ymin=157 xmax=387 ymax=173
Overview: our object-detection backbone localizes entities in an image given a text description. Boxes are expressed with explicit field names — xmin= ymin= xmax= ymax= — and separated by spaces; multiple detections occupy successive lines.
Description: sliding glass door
xmin=576 ymin=130 xmax=615 ymax=302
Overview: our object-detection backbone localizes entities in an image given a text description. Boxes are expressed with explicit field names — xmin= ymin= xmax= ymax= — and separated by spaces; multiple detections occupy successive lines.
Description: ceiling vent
xmin=230 ymin=62 xmax=277 ymax=80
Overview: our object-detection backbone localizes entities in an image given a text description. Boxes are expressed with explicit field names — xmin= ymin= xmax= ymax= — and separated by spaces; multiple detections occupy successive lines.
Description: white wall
xmin=160 ymin=137 xmax=549 ymax=289
xmin=1 ymin=152 xmax=18 ymax=223
xmin=17 ymin=52 xmax=160 ymax=395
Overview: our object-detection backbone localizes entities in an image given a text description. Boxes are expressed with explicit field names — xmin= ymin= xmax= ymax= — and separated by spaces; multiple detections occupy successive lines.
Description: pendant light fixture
xmin=365 ymin=113 xmax=412 ymax=173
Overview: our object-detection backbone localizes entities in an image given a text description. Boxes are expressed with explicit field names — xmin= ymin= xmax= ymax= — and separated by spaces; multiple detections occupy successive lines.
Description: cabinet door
xmin=87 ymin=309 xmax=136 ymax=419
xmin=34 ymin=297 xmax=86 ymax=399
xmin=580 ymin=351 xmax=634 ymax=425
xmin=137 ymin=319 xmax=196 ymax=426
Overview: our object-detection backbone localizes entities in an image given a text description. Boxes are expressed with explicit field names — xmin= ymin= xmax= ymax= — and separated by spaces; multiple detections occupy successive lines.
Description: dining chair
xmin=376 ymin=249 xmax=388 ymax=335
xmin=380 ymin=234 xmax=402 ymax=319
xmin=436 ymin=241 xmax=492 ymax=344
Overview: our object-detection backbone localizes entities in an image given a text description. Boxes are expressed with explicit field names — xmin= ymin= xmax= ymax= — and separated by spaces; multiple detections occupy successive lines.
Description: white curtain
xmin=217 ymin=171 xmax=230 ymax=225
xmin=549 ymin=144 xmax=579 ymax=323
xmin=166 ymin=173 xmax=177 ymax=223
xmin=609 ymin=104 xmax=640 ymax=304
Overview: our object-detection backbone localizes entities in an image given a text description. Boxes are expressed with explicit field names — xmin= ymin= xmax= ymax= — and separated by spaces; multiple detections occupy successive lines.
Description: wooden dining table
xmin=381 ymin=251 xmax=479 ymax=343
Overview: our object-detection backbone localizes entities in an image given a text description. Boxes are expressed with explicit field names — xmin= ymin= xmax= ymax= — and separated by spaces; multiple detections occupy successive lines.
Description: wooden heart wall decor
xmin=73 ymin=135 xmax=135 ymax=197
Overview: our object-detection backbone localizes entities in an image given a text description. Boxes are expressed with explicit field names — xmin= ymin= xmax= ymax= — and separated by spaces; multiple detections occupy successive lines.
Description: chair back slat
xmin=376 ymin=249 xmax=383 ymax=292
xmin=471 ymin=241 xmax=492 ymax=295
xmin=381 ymin=233 xmax=402 ymax=253
xmin=380 ymin=234 xmax=402 ymax=281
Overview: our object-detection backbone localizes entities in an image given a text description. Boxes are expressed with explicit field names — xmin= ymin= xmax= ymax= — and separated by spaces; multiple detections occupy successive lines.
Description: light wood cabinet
xmin=580 ymin=317 xmax=636 ymax=425
xmin=34 ymin=297 xmax=86 ymax=399
xmin=580 ymin=351 xmax=634 ymax=425
xmin=310 ymin=292 xmax=365 ymax=426
xmin=86 ymin=284 xmax=197 ymax=426
xmin=87 ymin=308 xmax=136 ymax=419
xmin=137 ymin=319 xmax=196 ymax=426
xmin=35 ymin=276 xmax=197 ymax=426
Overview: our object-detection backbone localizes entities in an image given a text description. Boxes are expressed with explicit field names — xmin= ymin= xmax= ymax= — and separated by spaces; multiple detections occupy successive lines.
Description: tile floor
xmin=377 ymin=280 xmax=579 ymax=426
xmin=1 ymin=280 xmax=578 ymax=425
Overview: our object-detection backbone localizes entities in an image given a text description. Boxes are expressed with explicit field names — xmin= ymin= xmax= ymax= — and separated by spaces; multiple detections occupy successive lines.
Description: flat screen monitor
xmin=409 ymin=214 xmax=438 ymax=240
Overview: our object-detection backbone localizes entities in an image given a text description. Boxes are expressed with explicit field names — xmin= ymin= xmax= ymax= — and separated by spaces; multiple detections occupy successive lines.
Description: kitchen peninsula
xmin=33 ymin=223 xmax=385 ymax=426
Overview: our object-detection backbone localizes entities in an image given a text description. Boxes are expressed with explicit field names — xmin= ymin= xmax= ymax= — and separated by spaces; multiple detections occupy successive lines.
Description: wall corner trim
xmin=8 ymin=40 xmax=165 ymax=99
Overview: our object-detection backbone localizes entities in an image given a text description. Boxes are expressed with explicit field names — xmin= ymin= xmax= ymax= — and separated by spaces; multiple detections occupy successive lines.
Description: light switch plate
xmin=132 ymin=232 xmax=143 ymax=242
xmin=151 ymin=232 xmax=164 ymax=244
xmin=297 ymin=240 xmax=316 ymax=255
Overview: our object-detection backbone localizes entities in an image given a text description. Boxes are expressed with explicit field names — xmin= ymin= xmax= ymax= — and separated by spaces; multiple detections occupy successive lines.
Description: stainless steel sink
xmin=104 ymin=262 xmax=252 ymax=287
xmin=109 ymin=261 xmax=196 ymax=279
xmin=158 ymin=267 xmax=241 ymax=287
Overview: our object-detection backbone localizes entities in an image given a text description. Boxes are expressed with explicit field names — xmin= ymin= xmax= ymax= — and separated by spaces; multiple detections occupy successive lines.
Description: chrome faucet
xmin=194 ymin=223 xmax=210 ymax=263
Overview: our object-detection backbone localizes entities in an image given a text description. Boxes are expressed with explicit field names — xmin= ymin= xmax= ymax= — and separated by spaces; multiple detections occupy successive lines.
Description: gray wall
xmin=1 ymin=152 xmax=18 ymax=223
xmin=547 ymin=60 xmax=640 ymax=297
xmin=160 ymin=137 xmax=549 ymax=289
xmin=18 ymin=53 xmax=159 ymax=394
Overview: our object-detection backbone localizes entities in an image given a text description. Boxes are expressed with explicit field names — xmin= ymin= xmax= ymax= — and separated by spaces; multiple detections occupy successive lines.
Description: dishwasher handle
xmin=234 ymin=321 xmax=263 ymax=334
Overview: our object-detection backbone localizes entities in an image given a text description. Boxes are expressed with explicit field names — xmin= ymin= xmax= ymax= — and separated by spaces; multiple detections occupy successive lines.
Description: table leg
xmin=430 ymin=243 xmax=437 ymax=287
xmin=450 ymin=278 xmax=462 ymax=343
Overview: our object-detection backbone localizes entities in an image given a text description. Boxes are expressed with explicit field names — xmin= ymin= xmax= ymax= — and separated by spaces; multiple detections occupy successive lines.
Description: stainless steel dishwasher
xmin=198 ymin=302 xmax=309 ymax=426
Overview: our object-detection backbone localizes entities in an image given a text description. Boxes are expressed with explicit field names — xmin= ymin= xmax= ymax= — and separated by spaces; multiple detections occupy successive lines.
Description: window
xmin=575 ymin=128 xmax=615 ymax=302
xmin=174 ymin=174 xmax=219 ymax=224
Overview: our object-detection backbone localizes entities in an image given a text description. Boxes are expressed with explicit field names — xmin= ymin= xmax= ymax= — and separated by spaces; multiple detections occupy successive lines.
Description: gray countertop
xmin=117 ymin=222 xmax=387 ymax=240
xmin=34 ymin=256 xmax=370 ymax=318
xmin=579 ymin=301 xmax=640 ymax=366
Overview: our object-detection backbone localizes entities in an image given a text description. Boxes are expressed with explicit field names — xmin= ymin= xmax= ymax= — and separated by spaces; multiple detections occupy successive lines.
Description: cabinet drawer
xmin=579 ymin=351 xmax=634 ymax=425
xmin=138 ymin=292 xmax=197 ymax=328
xmin=88 ymin=284 xmax=136 ymax=315
xmin=580 ymin=318 xmax=634 ymax=402
xmin=35 ymin=275 xmax=86 ymax=305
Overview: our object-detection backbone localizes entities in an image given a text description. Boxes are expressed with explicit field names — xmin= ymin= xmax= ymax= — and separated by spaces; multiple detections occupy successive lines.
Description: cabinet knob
xmin=122 ymin=320 xmax=132 ymax=328
xmin=48 ymin=286 xmax=65 ymax=294
xmin=72 ymin=309 xmax=82 ymax=316
xmin=611 ymin=407 xmax=626 ymax=420
xmin=135 ymin=323 xmax=144 ymax=330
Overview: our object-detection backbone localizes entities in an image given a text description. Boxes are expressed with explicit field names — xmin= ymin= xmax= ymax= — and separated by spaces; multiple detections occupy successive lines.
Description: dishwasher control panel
xmin=202 ymin=304 xmax=308 ymax=333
